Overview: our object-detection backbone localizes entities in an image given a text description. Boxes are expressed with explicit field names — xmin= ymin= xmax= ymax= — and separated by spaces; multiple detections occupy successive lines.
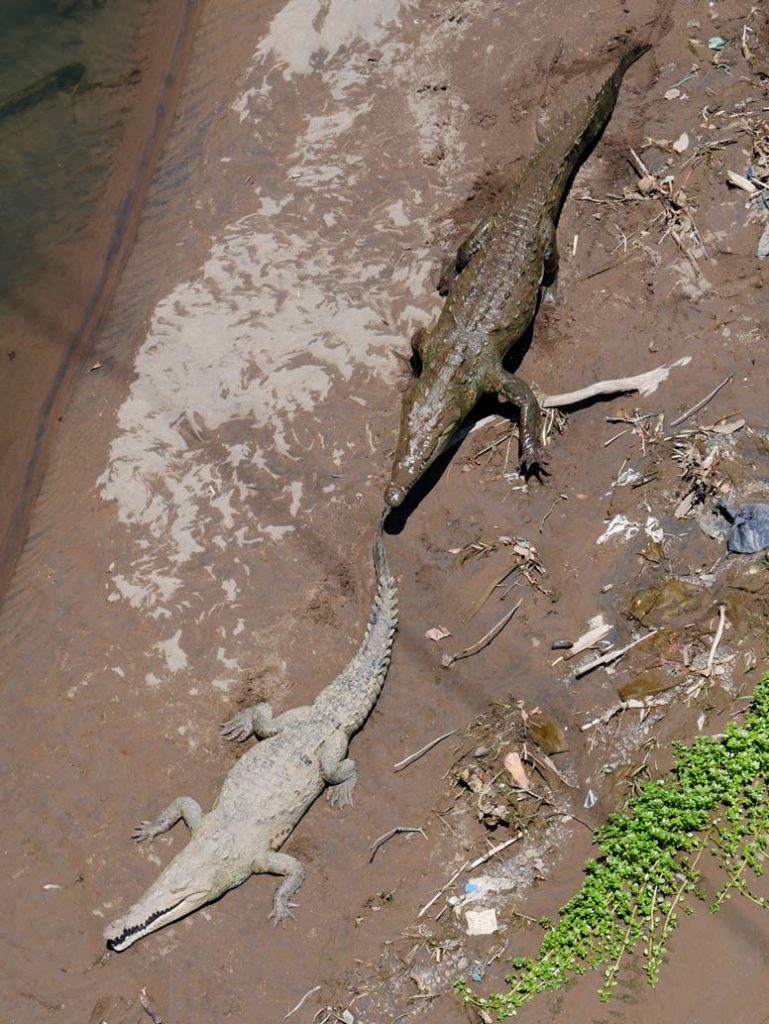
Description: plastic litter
xmin=708 ymin=36 xmax=726 ymax=50
xmin=471 ymin=960 xmax=485 ymax=982
xmin=584 ymin=788 xmax=598 ymax=810
xmin=757 ymin=223 xmax=769 ymax=260
xmin=716 ymin=499 xmax=769 ymax=553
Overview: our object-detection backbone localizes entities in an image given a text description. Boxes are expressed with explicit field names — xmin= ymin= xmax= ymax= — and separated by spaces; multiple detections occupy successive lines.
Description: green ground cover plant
xmin=458 ymin=673 xmax=769 ymax=1018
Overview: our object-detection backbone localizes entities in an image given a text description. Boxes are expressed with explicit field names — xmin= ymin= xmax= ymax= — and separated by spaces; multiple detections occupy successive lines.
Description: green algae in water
xmin=0 ymin=0 xmax=150 ymax=292
xmin=457 ymin=673 xmax=769 ymax=1017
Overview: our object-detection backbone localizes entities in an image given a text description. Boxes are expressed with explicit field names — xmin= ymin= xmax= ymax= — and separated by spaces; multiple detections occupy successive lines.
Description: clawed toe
xmin=519 ymin=444 xmax=548 ymax=478
xmin=132 ymin=822 xmax=155 ymax=843
xmin=221 ymin=715 xmax=252 ymax=742
xmin=327 ymin=783 xmax=355 ymax=809
xmin=269 ymin=901 xmax=298 ymax=926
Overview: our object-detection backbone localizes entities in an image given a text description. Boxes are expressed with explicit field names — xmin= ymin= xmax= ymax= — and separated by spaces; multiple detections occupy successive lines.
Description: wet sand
xmin=1 ymin=0 xmax=769 ymax=1021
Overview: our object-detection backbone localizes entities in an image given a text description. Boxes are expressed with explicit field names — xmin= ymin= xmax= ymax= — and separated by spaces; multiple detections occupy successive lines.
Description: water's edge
xmin=0 ymin=0 xmax=200 ymax=600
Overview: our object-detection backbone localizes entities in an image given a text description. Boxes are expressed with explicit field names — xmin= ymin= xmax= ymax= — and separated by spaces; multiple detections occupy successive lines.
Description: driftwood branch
xmin=543 ymin=357 xmax=691 ymax=408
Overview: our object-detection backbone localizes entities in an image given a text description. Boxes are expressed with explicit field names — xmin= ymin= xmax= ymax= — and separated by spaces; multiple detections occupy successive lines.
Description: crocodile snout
xmin=384 ymin=483 xmax=406 ymax=508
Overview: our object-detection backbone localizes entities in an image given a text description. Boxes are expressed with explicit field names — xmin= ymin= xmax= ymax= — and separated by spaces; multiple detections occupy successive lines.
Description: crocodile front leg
xmin=320 ymin=732 xmax=357 ymax=808
xmin=132 ymin=796 xmax=203 ymax=842
xmin=493 ymin=370 xmax=546 ymax=474
xmin=221 ymin=701 xmax=284 ymax=742
xmin=438 ymin=213 xmax=496 ymax=295
xmin=263 ymin=851 xmax=306 ymax=925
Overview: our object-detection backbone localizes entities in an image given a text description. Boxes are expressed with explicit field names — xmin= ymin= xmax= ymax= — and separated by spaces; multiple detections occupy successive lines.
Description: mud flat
xmin=1 ymin=0 xmax=768 ymax=1022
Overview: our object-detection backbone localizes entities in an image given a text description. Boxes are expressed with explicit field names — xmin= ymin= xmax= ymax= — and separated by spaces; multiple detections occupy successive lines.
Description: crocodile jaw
xmin=385 ymin=377 xmax=461 ymax=507
xmin=104 ymin=839 xmax=248 ymax=951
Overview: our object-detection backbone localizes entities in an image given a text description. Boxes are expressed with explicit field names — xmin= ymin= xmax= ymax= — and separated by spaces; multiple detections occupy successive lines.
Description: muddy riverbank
xmin=1 ymin=0 xmax=768 ymax=1022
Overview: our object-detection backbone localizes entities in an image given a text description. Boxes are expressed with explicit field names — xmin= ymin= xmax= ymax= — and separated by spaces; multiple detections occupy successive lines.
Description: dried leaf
xmin=726 ymin=170 xmax=756 ymax=194
xmin=688 ymin=37 xmax=711 ymax=61
xmin=672 ymin=132 xmax=689 ymax=153
xmin=425 ymin=626 xmax=451 ymax=642
xmin=139 ymin=989 xmax=163 ymax=1024
xmin=618 ymin=670 xmax=678 ymax=701
xmin=527 ymin=712 xmax=569 ymax=754
xmin=503 ymin=751 xmax=530 ymax=789
xmin=709 ymin=417 xmax=745 ymax=434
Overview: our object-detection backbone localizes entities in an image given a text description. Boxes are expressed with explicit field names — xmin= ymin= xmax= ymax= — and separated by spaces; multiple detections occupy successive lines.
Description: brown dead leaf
xmin=618 ymin=670 xmax=678 ymax=701
xmin=527 ymin=712 xmax=569 ymax=754
xmin=503 ymin=751 xmax=530 ymax=789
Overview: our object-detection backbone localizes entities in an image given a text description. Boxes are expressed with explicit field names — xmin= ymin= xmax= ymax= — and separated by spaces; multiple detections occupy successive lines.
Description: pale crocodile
xmin=104 ymin=516 xmax=397 ymax=951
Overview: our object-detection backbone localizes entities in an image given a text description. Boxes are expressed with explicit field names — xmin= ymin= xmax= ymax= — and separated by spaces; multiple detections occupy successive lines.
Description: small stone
xmin=465 ymin=908 xmax=498 ymax=935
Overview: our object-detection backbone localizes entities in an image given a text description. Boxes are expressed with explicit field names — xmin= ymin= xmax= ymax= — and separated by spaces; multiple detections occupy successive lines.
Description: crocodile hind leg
xmin=320 ymin=732 xmax=357 ymax=808
xmin=438 ymin=214 xmax=496 ymax=295
xmin=264 ymin=851 xmax=306 ymax=925
xmin=132 ymin=796 xmax=203 ymax=842
xmin=541 ymin=216 xmax=559 ymax=305
xmin=221 ymin=701 xmax=284 ymax=742
xmin=494 ymin=370 xmax=546 ymax=474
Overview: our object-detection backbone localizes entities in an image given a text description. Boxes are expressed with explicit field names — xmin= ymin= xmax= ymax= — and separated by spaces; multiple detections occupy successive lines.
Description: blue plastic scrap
xmin=716 ymin=499 xmax=769 ymax=553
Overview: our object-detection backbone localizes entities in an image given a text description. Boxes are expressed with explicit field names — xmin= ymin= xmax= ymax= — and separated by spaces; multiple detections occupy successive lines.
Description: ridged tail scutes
xmin=315 ymin=511 xmax=398 ymax=732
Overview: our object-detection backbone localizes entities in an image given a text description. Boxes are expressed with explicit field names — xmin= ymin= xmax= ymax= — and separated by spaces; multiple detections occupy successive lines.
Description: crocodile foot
xmin=327 ymin=779 xmax=356 ymax=809
xmin=132 ymin=821 xmax=162 ymax=843
xmin=269 ymin=899 xmax=298 ymax=926
xmin=519 ymin=438 xmax=548 ymax=478
xmin=221 ymin=710 xmax=254 ymax=742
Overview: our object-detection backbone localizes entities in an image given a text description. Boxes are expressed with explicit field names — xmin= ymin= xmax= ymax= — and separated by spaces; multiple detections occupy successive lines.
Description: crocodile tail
xmin=611 ymin=40 xmax=652 ymax=84
xmin=538 ymin=39 xmax=650 ymax=209
xmin=368 ymin=509 xmax=398 ymax=665
xmin=314 ymin=511 xmax=398 ymax=733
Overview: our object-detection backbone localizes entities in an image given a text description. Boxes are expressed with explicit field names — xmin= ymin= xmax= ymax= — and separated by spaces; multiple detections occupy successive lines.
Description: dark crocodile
xmin=384 ymin=42 xmax=650 ymax=508
xmin=104 ymin=516 xmax=397 ymax=950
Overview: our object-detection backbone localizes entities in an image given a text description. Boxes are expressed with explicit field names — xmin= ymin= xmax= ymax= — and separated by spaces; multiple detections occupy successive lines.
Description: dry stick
xmin=442 ymin=599 xmax=522 ymax=669
xmin=418 ymin=863 xmax=468 ymax=917
xmin=369 ymin=826 xmax=427 ymax=863
xmin=543 ymin=358 xmax=691 ymax=409
xmin=467 ymin=833 xmax=523 ymax=871
xmin=418 ymin=835 xmax=524 ymax=920
xmin=574 ymin=629 xmax=658 ymax=679
xmin=393 ymin=729 xmax=459 ymax=772
xmin=669 ymin=375 xmax=733 ymax=428
xmin=284 ymin=986 xmax=321 ymax=1021
xmin=705 ymin=604 xmax=728 ymax=678
xmin=540 ymin=493 xmax=567 ymax=532
xmin=467 ymin=561 xmax=521 ymax=620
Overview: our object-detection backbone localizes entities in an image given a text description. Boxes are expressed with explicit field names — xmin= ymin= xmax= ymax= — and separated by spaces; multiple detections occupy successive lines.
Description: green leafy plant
xmin=458 ymin=674 xmax=769 ymax=1018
